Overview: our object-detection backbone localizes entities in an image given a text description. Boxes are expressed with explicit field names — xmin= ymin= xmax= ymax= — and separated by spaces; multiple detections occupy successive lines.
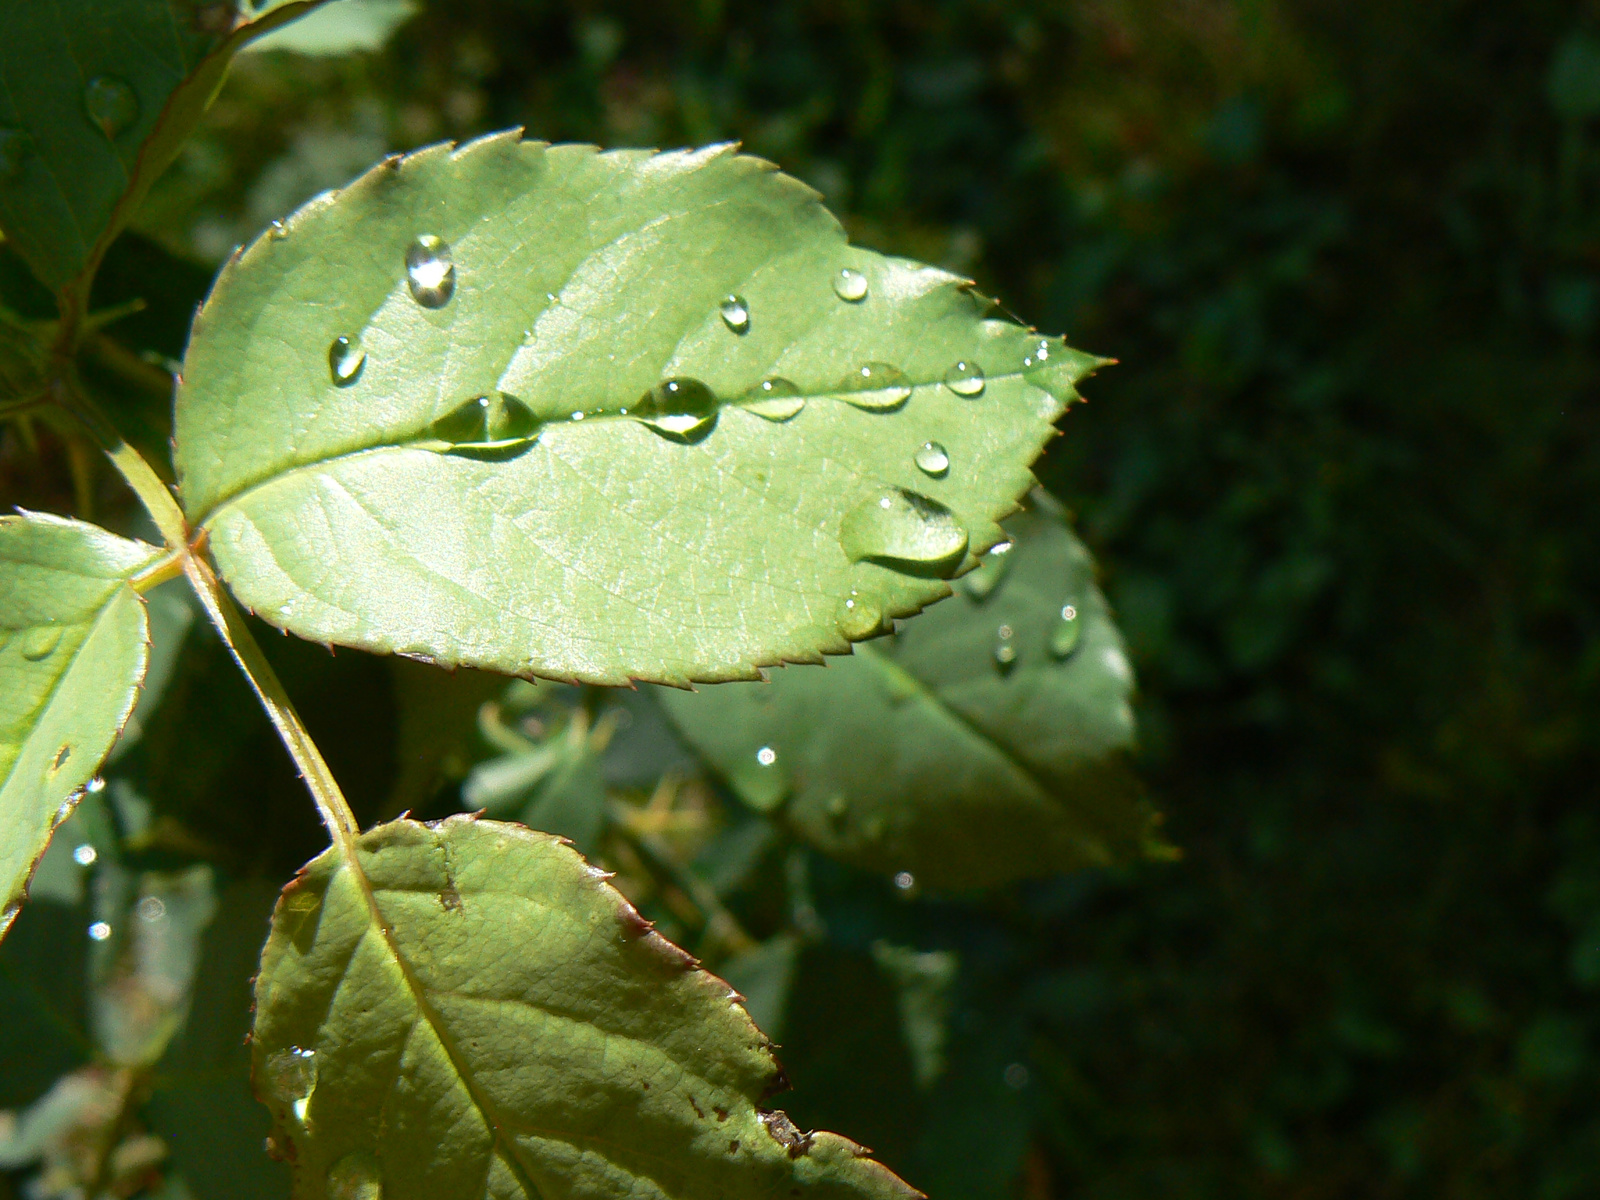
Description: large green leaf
xmin=174 ymin=132 xmax=1100 ymax=685
xmin=0 ymin=513 xmax=159 ymax=940
xmin=251 ymin=814 xmax=920 ymax=1200
xmin=0 ymin=0 xmax=327 ymax=295
xmin=657 ymin=497 xmax=1167 ymax=888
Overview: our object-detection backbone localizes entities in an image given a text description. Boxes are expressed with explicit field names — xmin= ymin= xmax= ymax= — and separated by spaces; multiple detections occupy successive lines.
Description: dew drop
xmin=1049 ymin=603 xmax=1081 ymax=659
xmin=993 ymin=623 xmax=1018 ymax=672
xmin=264 ymin=1046 xmax=318 ymax=1117
xmin=405 ymin=234 xmax=455 ymax=308
xmin=942 ymin=360 xmax=985 ymax=397
xmin=1003 ymin=1062 xmax=1031 ymax=1090
xmin=327 ymin=1150 xmax=383 ymax=1200
xmin=428 ymin=393 xmax=540 ymax=451
xmin=269 ymin=219 xmax=288 ymax=240
xmin=837 ymin=362 xmax=911 ymax=412
xmin=756 ymin=746 xmax=777 ymax=767
xmin=85 ymin=776 xmax=105 ymax=794
xmin=913 ymin=441 xmax=949 ymax=477
xmin=719 ymin=294 xmax=750 ymax=334
xmin=893 ymin=871 xmax=915 ymax=891
xmin=137 ymin=896 xmax=166 ymax=923
xmin=633 ymin=378 xmax=719 ymax=444
xmin=73 ymin=844 xmax=97 ymax=867
xmin=840 ymin=487 xmax=969 ymax=575
xmin=20 ymin=626 xmax=61 ymax=660
xmin=0 ymin=129 xmax=31 ymax=181
xmin=836 ymin=592 xmax=884 ymax=640
xmin=833 ymin=267 xmax=869 ymax=302
xmin=962 ymin=540 xmax=1012 ymax=601
xmin=328 ymin=336 xmax=366 ymax=387
xmin=740 ymin=377 xmax=805 ymax=421
xmin=87 ymin=921 xmax=111 ymax=942
xmin=84 ymin=76 xmax=138 ymax=138
xmin=1021 ymin=338 xmax=1053 ymax=370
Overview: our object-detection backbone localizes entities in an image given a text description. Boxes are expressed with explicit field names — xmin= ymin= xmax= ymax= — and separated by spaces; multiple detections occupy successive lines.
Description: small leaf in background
xmin=175 ymin=132 xmax=1097 ymax=685
xmin=387 ymin=658 xmax=502 ymax=817
xmin=721 ymin=932 xmax=802 ymax=1041
xmin=244 ymin=0 xmax=419 ymax=55
xmin=659 ymin=494 xmax=1168 ymax=888
xmin=1 ymin=513 xmax=159 ymax=941
xmin=252 ymin=815 xmax=921 ymax=1200
xmin=871 ymin=942 xmax=958 ymax=1089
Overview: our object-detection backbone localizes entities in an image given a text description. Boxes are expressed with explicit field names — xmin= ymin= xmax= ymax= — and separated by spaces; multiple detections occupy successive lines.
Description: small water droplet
xmin=327 ymin=1150 xmax=383 ymax=1200
xmin=137 ymin=896 xmax=166 ymax=923
xmin=84 ymin=76 xmax=138 ymax=138
xmin=87 ymin=921 xmax=111 ymax=942
xmin=428 ymin=393 xmax=540 ymax=452
xmin=85 ymin=776 xmax=105 ymax=794
xmin=20 ymin=626 xmax=61 ymax=660
xmin=633 ymin=378 xmax=719 ymax=443
xmin=836 ymin=592 xmax=884 ymax=640
xmin=719 ymin=294 xmax=750 ymax=333
xmin=756 ymin=746 xmax=777 ymax=767
xmin=1003 ymin=1062 xmax=1030 ymax=1090
xmin=1049 ymin=603 xmax=1081 ymax=659
xmin=833 ymin=267 xmax=868 ymax=302
xmin=993 ymin=623 xmax=1017 ymax=672
xmin=73 ymin=844 xmax=97 ymax=867
xmin=405 ymin=234 xmax=455 ymax=308
xmin=840 ymin=488 xmax=969 ymax=574
xmin=264 ymin=1046 xmax=318 ymax=1118
xmin=837 ymin=362 xmax=911 ymax=412
xmin=893 ymin=871 xmax=915 ymax=891
xmin=328 ymin=336 xmax=366 ymax=387
xmin=1021 ymin=338 xmax=1053 ymax=370
xmin=962 ymin=541 xmax=1012 ymax=601
xmin=942 ymin=360 xmax=985 ymax=397
xmin=0 ymin=129 xmax=32 ymax=181
xmin=913 ymin=441 xmax=949 ymax=477
xmin=740 ymin=377 xmax=805 ymax=421
xmin=269 ymin=219 xmax=288 ymax=240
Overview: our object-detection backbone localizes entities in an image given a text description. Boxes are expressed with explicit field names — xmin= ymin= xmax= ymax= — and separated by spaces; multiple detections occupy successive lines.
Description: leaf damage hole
xmin=759 ymin=1110 xmax=815 ymax=1158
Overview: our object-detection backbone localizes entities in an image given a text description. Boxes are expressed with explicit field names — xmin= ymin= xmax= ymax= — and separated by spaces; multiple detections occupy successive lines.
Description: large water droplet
xmin=833 ymin=267 xmax=869 ymax=302
xmin=327 ymin=1150 xmax=383 ymax=1200
xmin=263 ymin=1046 xmax=317 ymax=1121
xmin=428 ymin=393 xmax=540 ymax=454
xmin=328 ymin=336 xmax=366 ymax=387
xmin=633 ymin=378 xmax=719 ymax=443
xmin=1049 ymin=603 xmax=1081 ymax=659
xmin=962 ymin=540 xmax=1012 ymax=601
xmin=836 ymin=591 xmax=885 ymax=640
xmin=0 ymin=129 xmax=31 ymax=181
xmin=840 ymin=488 xmax=969 ymax=575
xmin=993 ymin=623 xmax=1017 ymax=672
xmin=740 ymin=377 xmax=805 ymax=421
xmin=719 ymin=294 xmax=750 ymax=334
xmin=914 ymin=441 xmax=949 ymax=477
xmin=942 ymin=360 xmax=985 ymax=397
xmin=838 ymin=363 xmax=911 ymax=412
xmin=405 ymin=234 xmax=455 ymax=308
xmin=21 ymin=626 xmax=61 ymax=661
xmin=84 ymin=77 xmax=138 ymax=138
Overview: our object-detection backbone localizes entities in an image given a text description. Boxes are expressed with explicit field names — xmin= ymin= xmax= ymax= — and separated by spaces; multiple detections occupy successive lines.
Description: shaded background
xmin=5 ymin=1 xmax=1600 ymax=1196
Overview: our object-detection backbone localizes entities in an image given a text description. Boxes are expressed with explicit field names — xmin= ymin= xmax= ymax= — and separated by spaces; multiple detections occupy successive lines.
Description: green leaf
xmin=0 ymin=513 xmax=159 ymax=940
xmin=657 ymin=496 xmax=1167 ymax=889
xmin=244 ymin=0 xmax=419 ymax=55
xmin=174 ymin=132 xmax=1099 ymax=685
xmin=252 ymin=814 xmax=920 ymax=1200
xmin=0 ymin=0 xmax=329 ymax=295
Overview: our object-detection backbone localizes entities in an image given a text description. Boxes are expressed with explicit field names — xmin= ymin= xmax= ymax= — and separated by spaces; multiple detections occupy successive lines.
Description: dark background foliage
xmin=4 ymin=1 xmax=1599 ymax=1196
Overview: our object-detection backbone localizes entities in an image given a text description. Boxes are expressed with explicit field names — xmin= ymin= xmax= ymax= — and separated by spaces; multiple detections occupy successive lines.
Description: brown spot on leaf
xmin=688 ymin=1096 xmax=705 ymax=1119
xmin=714 ymin=1106 xmax=728 ymax=1122
xmin=439 ymin=881 xmax=463 ymax=911
xmin=759 ymin=1110 xmax=814 ymax=1158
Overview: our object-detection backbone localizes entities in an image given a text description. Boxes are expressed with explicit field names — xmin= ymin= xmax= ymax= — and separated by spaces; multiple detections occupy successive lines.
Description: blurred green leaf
xmin=244 ymin=0 xmax=418 ymax=55
xmin=1 ymin=513 xmax=158 ymax=941
xmin=871 ymin=942 xmax=957 ymax=1089
xmin=252 ymin=814 xmax=919 ymax=1200
xmin=659 ymin=496 xmax=1164 ymax=888
xmin=174 ymin=131 xmax=1092 ymax=685
xmin=721 ymin=932 xmax=801 ymax=1041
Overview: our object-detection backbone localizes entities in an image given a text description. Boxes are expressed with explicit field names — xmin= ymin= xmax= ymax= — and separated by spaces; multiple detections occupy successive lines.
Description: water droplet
xmin=87 ymin=921 xmax=111 ymax=942
xmin=942 ymin=360 xmax=985 ymax=397
xmin=327 ymin=336 xmax=366 ymax=387
xmin=0 ymin=129 xmax=31 ymax=181
xmin=893 ymin=871 xmax=915 ymax=891
xmin=405 ymin=234 xmax=455 ymax=308
xmin=20 ymin=626 xmax=61 ymax=660
xmin=137 ymin=896 xmax=166 ymax=923
xmin=1049 ymin=603 xmax=1081 ymax=659
xmin=840 ymin=487 xmax=969 ymax=574
xmin=719 ymin=295 xmax=750 ymax=334
xmin=264 ymin=1046 xmax=317 ymax=1119
xmin=836 ymin=592 xmax=884 ymax=640
xmin=914 ymin=441 xmax=949 ymax=477
xmin=428 ymin=393 xmax=540 ymax=451
xmin=740 ymin=377 xmax=805 ymax=421
xmin=633 ymin=378 xmax=719 ymax=444
xmin=833 ymin=267 xmax=868 ymax=302
xmin=327 ymin=1150 xmax=383 ymax=1200
xmin=84 ymin=77 xmax=138 ymax=138
xmin=85 ymin=776 xmax=105 ymax=794
xmin=269 ymin=219 xmax=288 ymax=240
xmin=756 ymin=746 xmax=777 ymax=767
xmin=993 ymin=623 xmax=1017 ymax=672
xmin=73 ymin=844 xmax=97 ymax=867
xmin=837 ymin=362 xmax=911 ymax=412
xmin=962 ymin=541 xmax=1012 ymax=601
xmin=1003 ymin=1062 xmax=1030 ymax=1090
xmin=1021 ymin=338 xmax=1053 ymax=370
